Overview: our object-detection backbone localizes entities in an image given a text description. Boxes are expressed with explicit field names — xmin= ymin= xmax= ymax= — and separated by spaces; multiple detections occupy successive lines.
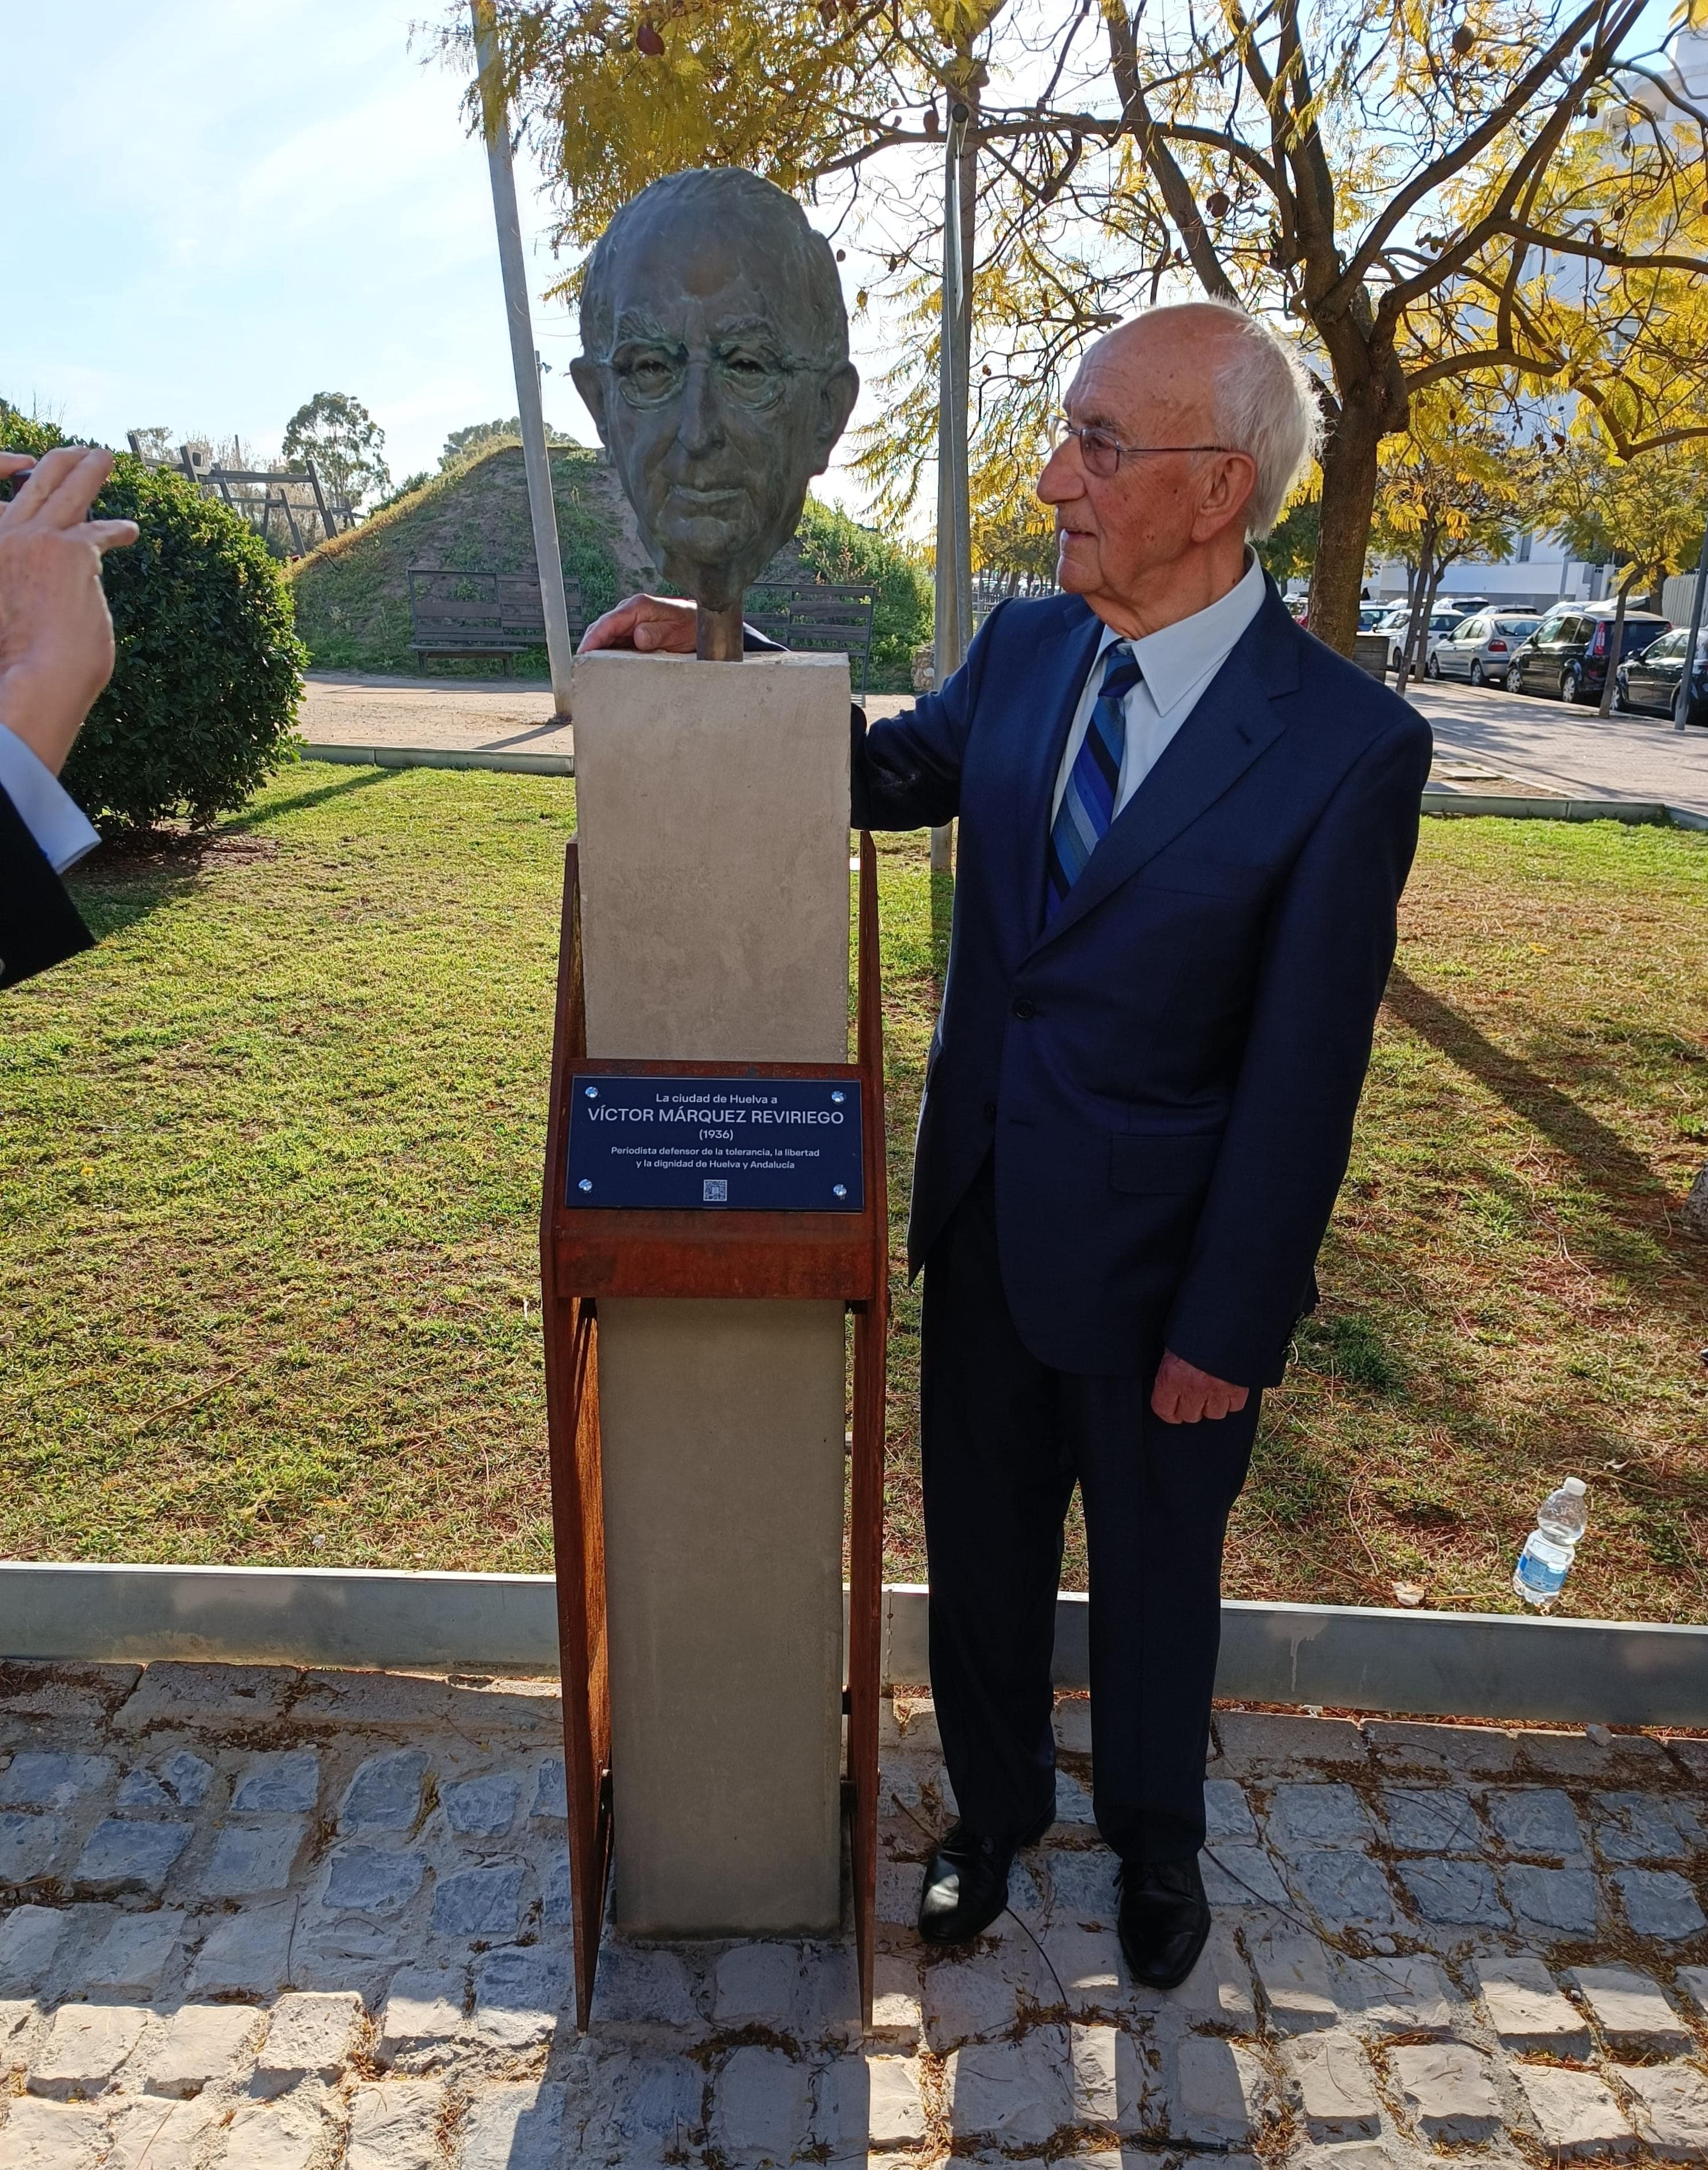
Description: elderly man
xmin=0 ymin=445 xmax=137 ymax=989
xmin=583 ymin=299 xmax=1431 ymax=1987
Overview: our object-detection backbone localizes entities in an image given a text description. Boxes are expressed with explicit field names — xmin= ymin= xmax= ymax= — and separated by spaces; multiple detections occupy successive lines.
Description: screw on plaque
xmin=578 ymin=1178 xmax=594 ymax=1193
xmin=833 ymin=1184 xmax=848 ymax=1198
xmin=831 ymin=1089 xmax=845 ymax=1103
xmin=584 ymin=1085 xmax=599 ymax=1098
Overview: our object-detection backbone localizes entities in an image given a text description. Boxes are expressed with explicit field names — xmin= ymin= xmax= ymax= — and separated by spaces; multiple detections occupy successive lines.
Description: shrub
xmin=790 ymin=498 xmax=932 ymax=693
xmin=70 ymin=459 xmax=304 ymax=829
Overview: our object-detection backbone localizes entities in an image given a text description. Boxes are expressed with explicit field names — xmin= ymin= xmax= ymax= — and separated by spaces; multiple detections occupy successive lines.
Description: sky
xmin=2 ymin=0 xmax=881 ymax=505
xmin=9 ymin=1 xmax=1695 ymax=520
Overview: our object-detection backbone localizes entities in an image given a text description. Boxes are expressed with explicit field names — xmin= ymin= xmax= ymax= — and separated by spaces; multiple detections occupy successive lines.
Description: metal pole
xmin=471 ymin=0 xmax=576 ymax=721
xmin=1675 ymin=520 xmax=1708 ymax=732
xmin=931 ymin=99 xmax=974 ymax=876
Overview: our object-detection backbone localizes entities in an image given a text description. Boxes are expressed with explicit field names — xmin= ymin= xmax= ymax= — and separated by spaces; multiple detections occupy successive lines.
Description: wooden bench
xmin=745 ymin=582 xmax=877 ymax=695
xmin=407 ymin=566 xmax=584 ymax=674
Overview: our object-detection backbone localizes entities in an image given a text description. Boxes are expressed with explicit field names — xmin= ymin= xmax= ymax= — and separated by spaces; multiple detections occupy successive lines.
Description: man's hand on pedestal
xmin=1151 ymin=1350 xmax=1249 ymax=1424
xmin=579 ymin=592 xmax=697 ymax=655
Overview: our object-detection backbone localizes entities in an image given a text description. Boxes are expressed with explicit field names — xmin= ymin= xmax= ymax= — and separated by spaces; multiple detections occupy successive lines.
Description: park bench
xmin=745 ymin=581 xmax=877 ymax=695
xmin=407 ymin=565 xmax=584 ymax=674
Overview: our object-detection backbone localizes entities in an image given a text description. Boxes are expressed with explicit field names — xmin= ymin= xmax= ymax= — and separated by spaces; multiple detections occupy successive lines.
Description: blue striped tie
xmin=1046 ymin=641 xmax=1142 ymax=917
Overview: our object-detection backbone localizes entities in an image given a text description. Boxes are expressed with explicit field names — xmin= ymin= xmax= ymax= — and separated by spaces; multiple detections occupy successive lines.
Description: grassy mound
xmin=289 ymin=440 xmax=931 ymax=691
xmin=287 ymin=443 xmax=629 ymax=676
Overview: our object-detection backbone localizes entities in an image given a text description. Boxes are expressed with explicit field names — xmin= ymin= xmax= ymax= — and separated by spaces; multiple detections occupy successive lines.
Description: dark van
xmin=1504 ymin=605 xmax=1671 ymax=703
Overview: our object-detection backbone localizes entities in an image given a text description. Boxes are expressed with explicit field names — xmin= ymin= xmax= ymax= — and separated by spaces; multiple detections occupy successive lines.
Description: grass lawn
xmin=3 ymin=762 xmax=1705 ymax=1621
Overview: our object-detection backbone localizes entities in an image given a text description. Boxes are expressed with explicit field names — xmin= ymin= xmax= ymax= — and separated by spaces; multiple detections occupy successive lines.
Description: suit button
xmin=983 ymin=1100 xmax=997 ymax=1120
xmin=1012 ymin=997 xmax=1036 ymax=1020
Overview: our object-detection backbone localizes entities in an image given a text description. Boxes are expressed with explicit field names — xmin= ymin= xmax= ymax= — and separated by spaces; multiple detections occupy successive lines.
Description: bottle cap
xmin=1563 ymin=1476 xmax=1586 ymax=1495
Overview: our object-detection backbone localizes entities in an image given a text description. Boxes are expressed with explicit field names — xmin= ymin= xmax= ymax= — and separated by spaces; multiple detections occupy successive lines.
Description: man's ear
xmin=810 ymin=361 xmax=860 ymax=467
xmin=1192 ymin=449 xmax=1257 ymax=546
xmin=570 ymin=357 xmax=609 ymax=443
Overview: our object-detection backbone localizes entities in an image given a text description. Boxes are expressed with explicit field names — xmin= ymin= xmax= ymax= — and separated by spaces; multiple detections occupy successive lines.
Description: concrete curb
xmin=1420 ymin=790 xmax=1674 ymax=823
xmin=2 ymin=1563 xmax=1705 ymax=1726
xmin=298 ymin=742 xmax=574 ymax=778
xmin=292 ymin=750 xmax=1706 ymax=829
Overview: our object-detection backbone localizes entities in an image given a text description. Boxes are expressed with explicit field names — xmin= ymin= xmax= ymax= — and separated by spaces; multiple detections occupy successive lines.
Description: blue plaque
xmin=567 ymin=1074 xmax=864 ymax=1212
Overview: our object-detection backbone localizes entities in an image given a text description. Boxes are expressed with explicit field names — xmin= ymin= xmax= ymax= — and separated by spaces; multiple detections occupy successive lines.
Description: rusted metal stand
xmin=539 ymin=834 xmax=890 ymax=2033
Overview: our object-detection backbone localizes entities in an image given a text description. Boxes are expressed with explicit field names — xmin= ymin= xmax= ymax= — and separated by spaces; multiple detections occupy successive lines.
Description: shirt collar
xmin=1095 ymin=550 xmax=1267 ymax=710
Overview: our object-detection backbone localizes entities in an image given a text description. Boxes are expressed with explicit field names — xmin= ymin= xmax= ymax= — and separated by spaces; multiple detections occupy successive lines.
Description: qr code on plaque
xmin=703 ymin=1179 xmax=729 ymax=1203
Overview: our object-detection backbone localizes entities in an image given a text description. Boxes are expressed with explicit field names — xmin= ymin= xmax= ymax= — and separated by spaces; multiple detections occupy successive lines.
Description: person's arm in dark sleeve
xmin=1163 ymin=711 xmax=1433 ymax=1386
xmin=0 ymin=781 xmax=93 ymax=989
xmin=849 ymin=599 xmax=1007 ymax=831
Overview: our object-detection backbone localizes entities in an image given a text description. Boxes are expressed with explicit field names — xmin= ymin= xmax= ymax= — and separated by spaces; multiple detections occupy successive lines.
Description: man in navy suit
xmin=582 ymin=299 xmax=1431 ymax=1987
xmin=0 ymin=445 xmax=137 ymax=990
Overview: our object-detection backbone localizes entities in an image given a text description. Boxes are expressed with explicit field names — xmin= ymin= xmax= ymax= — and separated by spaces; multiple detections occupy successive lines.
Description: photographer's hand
xmin=0 ymin=447 xmax=139 ymax=775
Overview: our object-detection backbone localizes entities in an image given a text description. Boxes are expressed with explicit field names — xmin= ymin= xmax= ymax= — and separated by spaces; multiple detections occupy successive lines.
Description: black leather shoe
xmin=917 ymin=1810 xmax=1054 ymax=1946
xmin=1116 ymin=1854 xmax=1211 ymax=1989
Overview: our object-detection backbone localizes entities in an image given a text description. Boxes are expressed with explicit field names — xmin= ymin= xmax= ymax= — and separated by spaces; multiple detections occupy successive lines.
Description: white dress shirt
xmin=0 ymin=721 xmax=100 ymax=874
xmin=1050 ymin=551 xmax=1267 ymax=825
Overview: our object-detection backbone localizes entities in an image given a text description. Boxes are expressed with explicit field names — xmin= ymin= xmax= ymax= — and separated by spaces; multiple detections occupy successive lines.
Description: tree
xmin=442 ymin=417 xmax=521 ymax=466
xmin=463 ymin=0 xmax=1708 ymax=655
xmin=281 ymin=392 xmax=391 ymax=512
xmin=1545 ymin=437 xmax=1708 ymax=713
xmin=1255 ymin=496 xmax=1319 ymax=589
xmin=1369 ymin=395 xmax=1531 ymax=692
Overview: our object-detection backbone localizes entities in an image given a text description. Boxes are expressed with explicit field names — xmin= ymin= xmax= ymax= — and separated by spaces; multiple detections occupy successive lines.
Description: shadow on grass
xmin=227 ymin=762 xmax=402 ymax=830
xmin=65 ymin=769 xmax=403 ymax=942
xmin=1383 ymin=965 xmax=1687 ymax=1278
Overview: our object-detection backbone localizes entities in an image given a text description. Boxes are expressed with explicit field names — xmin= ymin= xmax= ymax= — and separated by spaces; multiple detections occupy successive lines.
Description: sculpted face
xmin=572 ymin=173 xmax=859 ymax=613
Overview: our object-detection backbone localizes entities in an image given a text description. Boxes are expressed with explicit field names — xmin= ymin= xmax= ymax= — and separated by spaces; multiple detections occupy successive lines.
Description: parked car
xmin=1427 ymin=612 xmax=1541 ymax=685
xmin=1503 ymin=605 xmax=1671 ymax=702
xmin=1386 ymin=604 xmax=1479 ymax=673
xmin=1357 ymin=602 xmax=1390 ymax=632
xmin=1614 ymin=625 xmax=1708 ymax=725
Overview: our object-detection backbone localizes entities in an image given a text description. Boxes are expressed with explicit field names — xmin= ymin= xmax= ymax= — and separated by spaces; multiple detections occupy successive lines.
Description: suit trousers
xmin=921 ymin=1155 xmax=1262 ymax=1863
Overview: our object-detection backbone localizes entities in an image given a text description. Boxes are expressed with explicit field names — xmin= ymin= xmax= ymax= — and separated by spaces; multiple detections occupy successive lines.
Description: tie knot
xmin=1100 ymin=640 xmax=1142 ymax=699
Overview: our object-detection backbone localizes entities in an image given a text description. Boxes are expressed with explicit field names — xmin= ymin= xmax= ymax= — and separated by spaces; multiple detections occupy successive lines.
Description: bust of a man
xmin=570 ymin=168 xmax=859 ymax=630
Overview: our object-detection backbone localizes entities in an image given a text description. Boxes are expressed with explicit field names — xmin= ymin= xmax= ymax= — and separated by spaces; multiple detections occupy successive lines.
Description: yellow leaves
xmin=924 ymin=0 xmax=1002 ymax=53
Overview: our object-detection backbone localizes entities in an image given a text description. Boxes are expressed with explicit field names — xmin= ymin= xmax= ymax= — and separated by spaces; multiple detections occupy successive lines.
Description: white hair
xmin=1154 ymin=299 xmax=1323 ymax=539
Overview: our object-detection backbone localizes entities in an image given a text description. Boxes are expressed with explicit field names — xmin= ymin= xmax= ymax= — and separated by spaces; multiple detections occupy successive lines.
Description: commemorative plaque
xmin=567 ymin=1075 xmax=864 ymax=1212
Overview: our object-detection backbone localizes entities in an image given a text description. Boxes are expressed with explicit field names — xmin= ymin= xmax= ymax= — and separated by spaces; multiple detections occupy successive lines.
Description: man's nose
xmin=1036 ymin=434 xmax=1081 ymax=506
xmin=676 ymin=361 xmax=726 ymax=456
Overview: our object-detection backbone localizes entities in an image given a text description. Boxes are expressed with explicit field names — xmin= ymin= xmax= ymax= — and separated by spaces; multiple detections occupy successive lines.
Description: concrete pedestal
xmin=570 ymin=649 xmax=853 ymax=1936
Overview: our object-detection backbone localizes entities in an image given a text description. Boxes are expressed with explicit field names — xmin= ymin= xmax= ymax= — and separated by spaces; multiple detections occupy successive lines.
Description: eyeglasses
xmin=1056 ymin=421 xmax=1231 ymax=478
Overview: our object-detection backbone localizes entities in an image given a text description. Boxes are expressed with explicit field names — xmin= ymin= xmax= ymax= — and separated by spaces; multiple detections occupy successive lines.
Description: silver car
xmin=1428 ymin=612 xmax=1541 ymax=686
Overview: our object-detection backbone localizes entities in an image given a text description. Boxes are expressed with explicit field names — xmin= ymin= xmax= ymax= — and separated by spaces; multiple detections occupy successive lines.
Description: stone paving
xmin=1 ymin=1663 xmax=1705 ymax=2168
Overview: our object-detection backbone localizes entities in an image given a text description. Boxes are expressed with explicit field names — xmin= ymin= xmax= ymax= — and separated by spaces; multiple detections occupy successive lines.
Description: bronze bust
xmin=571 ymin=168 xmax=859 ymax=658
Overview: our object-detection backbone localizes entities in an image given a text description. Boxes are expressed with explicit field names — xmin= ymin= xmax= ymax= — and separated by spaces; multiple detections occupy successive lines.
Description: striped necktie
xmin=1046 ymin=640 xmax=1142 ymax=917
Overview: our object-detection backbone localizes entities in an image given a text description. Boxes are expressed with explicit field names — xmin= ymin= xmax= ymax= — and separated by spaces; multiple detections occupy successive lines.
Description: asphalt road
xmin=1408 ymin=676 xmax=1708 ymax=819
xmin=300 ymin=668 xmax=1708 ymax=821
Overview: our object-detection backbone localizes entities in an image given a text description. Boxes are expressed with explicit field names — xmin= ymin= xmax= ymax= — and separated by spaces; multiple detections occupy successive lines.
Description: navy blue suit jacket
xmin=1 ymin=784 xmax=92 ymax=990
xmin=850 ymin=577 xmax=1432 ymax=1387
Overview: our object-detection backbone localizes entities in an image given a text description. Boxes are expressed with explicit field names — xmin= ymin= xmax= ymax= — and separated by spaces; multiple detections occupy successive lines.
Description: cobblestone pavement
xmin=1 ymin=1663 xmax=1705 ymax=2168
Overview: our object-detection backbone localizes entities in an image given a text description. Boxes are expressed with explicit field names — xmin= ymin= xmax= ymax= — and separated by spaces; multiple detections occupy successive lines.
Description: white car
xmin=1382 ymin=605 xmax=1480 ymax=672
xmin=1428 ymin=612 xmax=1541 ymax=685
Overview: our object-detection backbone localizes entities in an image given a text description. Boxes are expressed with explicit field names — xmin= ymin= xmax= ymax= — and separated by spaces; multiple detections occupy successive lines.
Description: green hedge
xmin=790 ymin=499 xmax=932 ymax=693
xmin=1 ymin=410 xmax=304 ymax=829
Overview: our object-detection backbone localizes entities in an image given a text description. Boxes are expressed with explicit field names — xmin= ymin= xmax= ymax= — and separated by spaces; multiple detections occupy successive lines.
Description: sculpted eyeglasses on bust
xmin=570 ymin=170 xmax=861 ymax=630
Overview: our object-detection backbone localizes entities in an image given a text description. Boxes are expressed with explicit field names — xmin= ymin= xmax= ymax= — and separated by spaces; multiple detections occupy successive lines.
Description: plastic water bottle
xmin=1512 ymin=1478 xmax=1588 ymax=1610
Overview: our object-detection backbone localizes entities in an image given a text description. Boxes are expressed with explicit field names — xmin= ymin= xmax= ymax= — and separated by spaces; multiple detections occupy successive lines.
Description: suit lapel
xmin=1007 ymin=605 xmax=1105 ymax=935
xmin=1025 ymin=627 xmax=1286 ymax=954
